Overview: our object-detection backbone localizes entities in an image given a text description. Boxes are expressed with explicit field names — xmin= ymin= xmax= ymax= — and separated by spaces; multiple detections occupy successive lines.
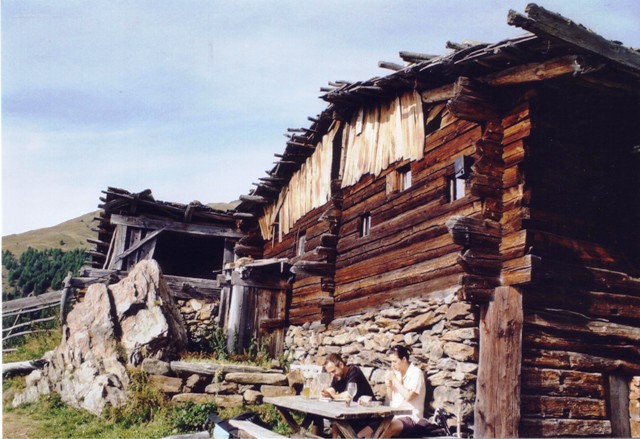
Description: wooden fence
xmin=2 ymin=273 xmax=73 ymax=351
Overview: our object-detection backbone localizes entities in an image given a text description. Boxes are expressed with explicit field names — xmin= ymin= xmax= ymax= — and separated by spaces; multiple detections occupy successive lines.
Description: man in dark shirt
xmin=321 ymin=353 xmax=375 ymax=402
xmin=320 ymin=353 xmax=376 ymax=437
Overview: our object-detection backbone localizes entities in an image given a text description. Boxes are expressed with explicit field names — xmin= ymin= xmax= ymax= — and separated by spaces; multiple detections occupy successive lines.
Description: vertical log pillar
xmin=475 ymin=286 xmax=523 ymax=437
xmin=59 ymin=271 xmax=73 ymax=325
xmin=226 ymin=284 xmax=245 ymax=353
xmin=609 ymin=375 xmax=631 ymax=438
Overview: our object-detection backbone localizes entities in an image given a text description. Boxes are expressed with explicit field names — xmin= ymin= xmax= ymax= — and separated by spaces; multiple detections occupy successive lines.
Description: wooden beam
xmin=378 ymin=61 xmax=404 ymax=71
xmin=109 ymin=214 xmax=243 ymax=238
xmin=2 ymin=359 xmax=47 ymax=376
xmin=239 ymin=195 xmax=272 ymax=205
xmin=231 ymin=271 xmax=290 ymax=290
xmin=446 ymin=216 xmax=501 ymax=249
xmin=482 ymin=54 xmax=589 ymax=86
xmin=421 ymin=83 xmax=454 ymax=104
xmin=109 ymin=227 xmax=165 ymax=266
xmin=475 ymin=286 xmax=523 ymax=438
xmin=507 ymin=3 xmax=640 ymax=72
xmin=399 ymin=51 xmax=438 ymax=63
xmin=447 ymin=77 xmax=501 ymax=122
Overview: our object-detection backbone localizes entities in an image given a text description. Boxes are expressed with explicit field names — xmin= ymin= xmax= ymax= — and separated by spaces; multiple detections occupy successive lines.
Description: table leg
xmin=274 ymin=407 xmax=301 ymax=433
xmin=334 ymin=421 xmax=358 ymax=439
xmin=371 ymin=416 xmax=394 ymax=439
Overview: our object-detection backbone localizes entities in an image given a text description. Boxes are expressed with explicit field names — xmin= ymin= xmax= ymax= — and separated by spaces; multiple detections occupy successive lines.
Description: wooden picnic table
xmin=264 ymin=395 xmax=412 ymax=438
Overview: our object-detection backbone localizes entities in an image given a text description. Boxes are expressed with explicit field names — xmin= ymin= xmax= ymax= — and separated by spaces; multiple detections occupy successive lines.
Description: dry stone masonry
xmin=176 ymin=298 xmax=219 ymax=349
xmin=284 ymin=294 xmax=479 ymax=429
xmin=143 ymin=360 xmax=297 ymax=407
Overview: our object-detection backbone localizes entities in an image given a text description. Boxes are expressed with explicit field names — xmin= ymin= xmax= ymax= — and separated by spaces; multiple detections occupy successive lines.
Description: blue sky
xmin=2 ymin=0 xmax=639 ymax=236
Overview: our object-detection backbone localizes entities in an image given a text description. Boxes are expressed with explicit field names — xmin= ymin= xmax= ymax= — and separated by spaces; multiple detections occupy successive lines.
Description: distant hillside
xmin=2 ymin=211 xmax=98 ymax=257
xmin=2 ymin=200 xmax=241 ymax=258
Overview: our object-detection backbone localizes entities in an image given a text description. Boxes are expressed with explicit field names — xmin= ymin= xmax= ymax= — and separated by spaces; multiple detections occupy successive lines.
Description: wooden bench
xmin=228 ymin=420 xmax=287 ymax=439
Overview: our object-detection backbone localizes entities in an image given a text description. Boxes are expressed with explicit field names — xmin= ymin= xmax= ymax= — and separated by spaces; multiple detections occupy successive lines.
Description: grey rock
xmin=260 ymin=385 xmax=296 ymax=397
xmin=205 ymin=382 xmax=239 ymax=394
xmin=142 ymin=358 xmax=171 ymax=376
xmin=243 ymin=389 xmax=263 ymax=403
xmin=225 ymin=372 xmax=288 ymax=385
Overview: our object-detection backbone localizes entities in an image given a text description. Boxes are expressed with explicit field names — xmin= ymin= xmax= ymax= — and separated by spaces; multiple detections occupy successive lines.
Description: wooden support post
xmin=226 ymin=284 xmax=245 ymax=353
xmin=59 ymin=271 xmax=73 ymax=325
xmin=475 ymin=286 xmax=523 ymax=438
xmin=608 ymin=375 xmax=631 ymax=438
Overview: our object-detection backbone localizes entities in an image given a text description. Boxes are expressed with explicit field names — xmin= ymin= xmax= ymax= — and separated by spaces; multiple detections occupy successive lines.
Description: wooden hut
xmin=72 ymin=187 xmax=242 ymax=349
xmin=228 ymin=5 xmax=640 ymax=437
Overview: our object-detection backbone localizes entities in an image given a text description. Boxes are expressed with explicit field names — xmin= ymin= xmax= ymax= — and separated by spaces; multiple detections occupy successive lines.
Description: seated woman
xmin=359 ymin=345 xmax=429 ymax=438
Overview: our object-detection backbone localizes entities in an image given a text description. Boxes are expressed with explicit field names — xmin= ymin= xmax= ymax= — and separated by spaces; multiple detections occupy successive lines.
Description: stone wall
xmin=284 ymin=294 xmax=479 ymax=429
xmin=143 ymin=359 xmax=300 ymax=407
xmin=177 ymin=298 xmax=219 ymax=350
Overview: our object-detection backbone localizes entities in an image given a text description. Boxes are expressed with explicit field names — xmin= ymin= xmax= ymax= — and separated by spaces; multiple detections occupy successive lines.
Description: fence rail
xmin=2 ymin=273 xmax=73 ymax=348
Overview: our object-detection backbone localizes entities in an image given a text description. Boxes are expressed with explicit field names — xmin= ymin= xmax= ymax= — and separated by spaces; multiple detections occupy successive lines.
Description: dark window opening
xmin=153 ymin=231 xmax=225 ymax=279
xmin=359 ymin=214 xmax=372 ymax=237
xmin=273 ymin=214 xmax=280 ymax=245
xmin=425 ymin=104 xmax=444 ymax=136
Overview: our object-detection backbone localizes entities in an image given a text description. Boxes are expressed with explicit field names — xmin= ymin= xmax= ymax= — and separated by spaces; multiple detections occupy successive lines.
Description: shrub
xmin=106 ymin=368 xmax=168 ymax=427
xmin=168 ymin=402 xmax=217 ymax=432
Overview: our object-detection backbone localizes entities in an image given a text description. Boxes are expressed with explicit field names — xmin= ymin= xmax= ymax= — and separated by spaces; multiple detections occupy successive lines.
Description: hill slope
xmin=2 ymin=201 xmax=240 ymax=258
xmin=2 ymin=211 xmax=98 ymax=257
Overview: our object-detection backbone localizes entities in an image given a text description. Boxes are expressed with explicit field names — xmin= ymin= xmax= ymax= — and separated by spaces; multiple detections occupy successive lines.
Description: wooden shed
xmin=76 ymin=187 xmax=242 ymax=344
xmin=229 ymin=4 xmax=639 ymax=437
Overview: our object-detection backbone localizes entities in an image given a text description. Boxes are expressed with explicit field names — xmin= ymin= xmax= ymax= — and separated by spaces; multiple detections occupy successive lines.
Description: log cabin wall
xmin=508 ymin=83 xmax=640 ymax=437
xmin=334 ymin=107 xmax=483 ymax=317
xmin=262 ymin=203 xmax=335 ymax=325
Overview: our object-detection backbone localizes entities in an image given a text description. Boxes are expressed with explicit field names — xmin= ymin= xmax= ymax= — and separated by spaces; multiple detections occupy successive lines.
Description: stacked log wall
xmin=334 ymin=110 xmax=484 ymax=317
xmin=505 ymin=85 xmax=640 ymax=437
xmin=262 ymin=203 xmax=334 ymax=324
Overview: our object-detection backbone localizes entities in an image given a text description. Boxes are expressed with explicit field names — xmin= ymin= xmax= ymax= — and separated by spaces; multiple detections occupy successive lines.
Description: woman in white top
xmin=383 ymin=345 xmax=427 ymax=438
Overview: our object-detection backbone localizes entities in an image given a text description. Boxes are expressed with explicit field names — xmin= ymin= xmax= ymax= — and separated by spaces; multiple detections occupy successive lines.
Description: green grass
xmin=2 ymin=211 xmax=97 ymax=258
xmin=4 ymin=394 xmax=174 ymax=439
xmin=3 ymin=326 xmax=62 ymax=363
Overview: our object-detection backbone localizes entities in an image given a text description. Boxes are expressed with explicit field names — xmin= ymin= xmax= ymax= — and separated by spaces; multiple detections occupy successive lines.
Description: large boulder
xmin=13 ymin=260 xmax=188 ymax=416
xmin=111 ymin=260 xmax=188 ymax=365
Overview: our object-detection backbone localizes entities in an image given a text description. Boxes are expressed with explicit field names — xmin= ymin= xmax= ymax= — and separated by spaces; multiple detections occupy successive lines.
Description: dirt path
xmin=3 ymin=412 xmax=39 ymax=439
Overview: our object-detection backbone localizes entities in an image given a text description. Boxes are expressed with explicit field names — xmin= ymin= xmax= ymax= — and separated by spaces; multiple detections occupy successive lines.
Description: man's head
xmin=324 ymin=353 xmax=348 ymax=380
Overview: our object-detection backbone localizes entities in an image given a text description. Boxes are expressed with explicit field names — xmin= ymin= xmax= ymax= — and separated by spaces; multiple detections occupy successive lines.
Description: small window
xmin=401 ymin=168 xmax=412 ymax=191
xmin=297 ymin=231 xmax=306 ymax=256
xmin=448 ymin=176 xmax=466 ymax=202
xmin=359 ymin=214 xmax=371 ymax=237
xmin=386 ymin=164 xmax=412 ymax=194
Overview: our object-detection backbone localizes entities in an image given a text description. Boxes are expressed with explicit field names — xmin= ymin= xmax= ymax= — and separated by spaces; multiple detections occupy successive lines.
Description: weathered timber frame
xmin=230 ymin=5 xmax=640 ymax=435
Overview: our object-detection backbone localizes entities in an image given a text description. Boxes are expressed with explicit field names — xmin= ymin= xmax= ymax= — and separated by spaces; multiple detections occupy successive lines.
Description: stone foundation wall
xmin=284 ymin=294 xmax=479 ymax=429
xmin=143 ymin=359 xmax=300 ymax=407
xmin=177 ymin=298 xmax=219 ymax=350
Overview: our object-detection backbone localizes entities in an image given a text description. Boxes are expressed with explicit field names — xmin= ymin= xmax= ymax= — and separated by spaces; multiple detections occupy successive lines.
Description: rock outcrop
xmin=13 ymin=260 xmax=188 ymax=416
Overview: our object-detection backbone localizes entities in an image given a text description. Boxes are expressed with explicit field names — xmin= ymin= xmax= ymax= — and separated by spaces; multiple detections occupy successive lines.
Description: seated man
xmin=321 ymin=353 xmax=375 ymax=402
xmin=321 ymin=353 xmax=375 ymax=437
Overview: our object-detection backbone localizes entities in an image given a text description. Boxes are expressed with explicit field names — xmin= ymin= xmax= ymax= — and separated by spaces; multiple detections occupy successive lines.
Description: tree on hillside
xmin=2 ymin=248 xmax=86 ymax=300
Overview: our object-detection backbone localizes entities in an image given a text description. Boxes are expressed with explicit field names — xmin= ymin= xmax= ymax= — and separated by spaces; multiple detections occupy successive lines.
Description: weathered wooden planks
xmin=474 ymin=287 xmax=523 ymax=438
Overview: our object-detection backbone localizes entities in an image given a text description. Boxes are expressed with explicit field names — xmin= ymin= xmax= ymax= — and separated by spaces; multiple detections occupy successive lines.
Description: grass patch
xmin=3 ymin=327 xmax=62 ymax=363
xmin=4 ymin=393 xmax=174 ymax=439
